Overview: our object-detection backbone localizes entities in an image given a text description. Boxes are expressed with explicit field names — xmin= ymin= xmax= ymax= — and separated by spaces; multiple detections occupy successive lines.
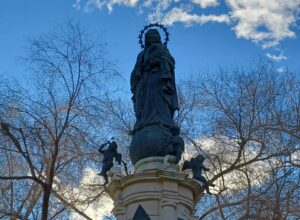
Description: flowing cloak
xmin=130 ymin=43 xmax=179 ymax=132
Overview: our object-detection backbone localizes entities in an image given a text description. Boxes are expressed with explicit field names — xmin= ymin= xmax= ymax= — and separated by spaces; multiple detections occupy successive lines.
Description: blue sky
xmin=1 ymin=0 xmax=299 ymax=86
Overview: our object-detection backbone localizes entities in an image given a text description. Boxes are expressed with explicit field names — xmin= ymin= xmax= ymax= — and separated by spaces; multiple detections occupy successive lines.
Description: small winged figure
xmin=182 ymin=154 xmax=215 ymax=194
xmin=98 ymin=138 xmax=122 ymax=185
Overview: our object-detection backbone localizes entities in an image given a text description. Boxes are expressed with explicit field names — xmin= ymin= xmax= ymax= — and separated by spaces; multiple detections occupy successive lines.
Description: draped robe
xmin=130 ymin=43 xmax=179 ymax=132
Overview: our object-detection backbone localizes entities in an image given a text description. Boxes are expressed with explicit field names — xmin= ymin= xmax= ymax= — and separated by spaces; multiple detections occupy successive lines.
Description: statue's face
xmin=145 ymin=29 xmax=161 ymax=47
xmin=196 ymin=155 xmax=205 ymax=162
xmin=109 ymin=142 xmax=117 ymax=151
xmin=110 ymin=145 xmax=117 ymax=151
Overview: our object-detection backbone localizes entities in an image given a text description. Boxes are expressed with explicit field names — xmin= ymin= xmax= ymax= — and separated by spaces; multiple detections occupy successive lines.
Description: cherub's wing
xmin=115 ymin=153 xmax=122 ymax=165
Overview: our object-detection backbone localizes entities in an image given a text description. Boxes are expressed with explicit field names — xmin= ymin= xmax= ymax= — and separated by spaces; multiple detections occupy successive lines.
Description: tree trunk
xmin=41 ymin=184 xmax=51 ymax=220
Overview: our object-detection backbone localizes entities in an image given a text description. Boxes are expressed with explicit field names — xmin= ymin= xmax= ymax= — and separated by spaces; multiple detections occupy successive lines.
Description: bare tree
xmin=76 ymin=61 xmax=300 ymax=219
xmin=1 ymin=23 xmax=298 ymax=220
xmin=175 ymin=62 xmax=300 ymax=219
xmin=0 ymin=22 xmax=119 ymax=220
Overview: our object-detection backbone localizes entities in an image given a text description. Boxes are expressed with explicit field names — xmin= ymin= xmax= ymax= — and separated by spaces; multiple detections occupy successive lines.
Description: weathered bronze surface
xmin=182 ymin=154 xmax=215 ymax=194
xmin=129 ymin=24 xmax=183 ymax=164
xmin=98 ymin=140 xmax=122 ymax=184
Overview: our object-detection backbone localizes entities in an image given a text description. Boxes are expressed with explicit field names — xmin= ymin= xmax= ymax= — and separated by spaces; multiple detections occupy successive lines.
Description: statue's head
xmin=195 ymin=154 xmax=205 ymax=162
xmin=145 ymin=29 xmax=162 ymax=47
xmin=109 ymin=141 xmax=118 ymax=151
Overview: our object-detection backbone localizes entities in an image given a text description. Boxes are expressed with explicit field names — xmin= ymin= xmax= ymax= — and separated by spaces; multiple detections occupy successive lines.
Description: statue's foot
xmin=100 ymin=180 xmax=108 ymax=186
xmin=206 ymin=189 xmax=212 ymax=195
xmin=209 ymin=183 xmax=215 ymax=187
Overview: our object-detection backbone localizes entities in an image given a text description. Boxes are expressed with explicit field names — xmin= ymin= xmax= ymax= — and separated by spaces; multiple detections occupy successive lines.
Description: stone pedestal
xmin=107 ymin=157 xmax=203 ymax=220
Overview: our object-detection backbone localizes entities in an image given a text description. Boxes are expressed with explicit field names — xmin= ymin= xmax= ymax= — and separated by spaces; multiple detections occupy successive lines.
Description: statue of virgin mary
xmin=129 ymin=26 xmax=183 ymax=165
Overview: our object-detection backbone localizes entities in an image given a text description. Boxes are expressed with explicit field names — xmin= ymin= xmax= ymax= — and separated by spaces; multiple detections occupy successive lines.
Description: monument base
xmin=107 ymin=157 xmax=203 ymax=220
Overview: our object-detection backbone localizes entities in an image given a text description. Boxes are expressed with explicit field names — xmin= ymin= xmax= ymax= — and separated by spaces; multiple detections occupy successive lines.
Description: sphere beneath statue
xmin=130 ymin=125 xmax=173 ymax=165
xmin=129 ymin=125 xmax=184 ymax=164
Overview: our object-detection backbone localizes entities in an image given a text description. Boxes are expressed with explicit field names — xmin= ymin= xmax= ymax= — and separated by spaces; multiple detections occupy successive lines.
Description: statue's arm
xmin=198 ymin=162 xmax=210 ymax=171
xmin=98 ymin=143 xmax=106 ymax=154
xmin=130 ymin=52 xmax=144 ymax=97
xmin=203 ymin=166 xmax=210 ymax=171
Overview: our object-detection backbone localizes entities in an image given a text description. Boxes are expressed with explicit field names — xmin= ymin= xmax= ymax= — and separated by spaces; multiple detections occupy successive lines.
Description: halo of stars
xmin=138 ymin=23 xmax=170 ymax=49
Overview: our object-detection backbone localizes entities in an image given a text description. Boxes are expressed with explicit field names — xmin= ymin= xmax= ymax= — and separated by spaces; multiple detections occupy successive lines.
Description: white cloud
xmin=54 ymin=167 xmax=114 ymax=220
xmin=107 ymin=0 xmax=138 ymax=12
xmin=185 ymin=137 xmax=275 ymax=194
xmin=73 ymin=0 xmax=81 ymax=10
xmin=277 ymin=67 xmax=285 ymax=73
xmin=227 ymin=0 xmax=300 ymax=48
xmin=162 ymin=7 xmax=230 ymax=26
xmin=291 ymin=149 xmax=300 ymax=166
xmin=84 ymin=0 xmax=105 ymax=12
xmin=192 ymin=0 xmax=219 ymax=8
xmin=146 ymin=0 xmax=177 ymax=23
xmin=76 ymin=0 xmax=300 ymax=49
xmin=83 ymin=0 xmax=138 ymax=13
xmin=142 ymin=0 xmax=152 ymax=7
xmin=266 ymin=53 xmax=288 ymax=61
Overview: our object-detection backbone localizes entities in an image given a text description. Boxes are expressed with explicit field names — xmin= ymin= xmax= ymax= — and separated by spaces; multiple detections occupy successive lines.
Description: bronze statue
xmin=129 ymin=23 xmax=183 ymax=164
xmin=182 ymin=154 xmax=215 ymax=194
xmin=98 ymin=139 xmax=122 ymax=185
xmin=164 ymin=126 xmax=184 ymax=164
xmin=130 ymin=28 xmax=178 ymax=132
